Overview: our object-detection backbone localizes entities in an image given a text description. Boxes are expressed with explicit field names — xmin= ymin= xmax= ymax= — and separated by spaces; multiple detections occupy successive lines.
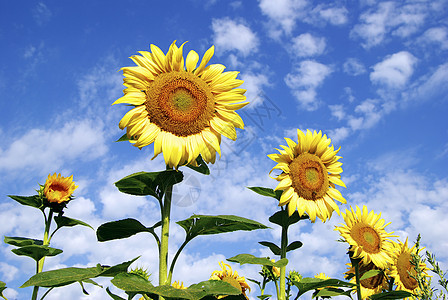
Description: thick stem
xmin=279 ymin=225 xmax=288 ymax=300
xmin=159 ymin=184 xmax=173 ymax=287
xmin=32 ymin=209 xmax=53 ymax=300
xmin=353 ymin=259 xmax=362 ymax=300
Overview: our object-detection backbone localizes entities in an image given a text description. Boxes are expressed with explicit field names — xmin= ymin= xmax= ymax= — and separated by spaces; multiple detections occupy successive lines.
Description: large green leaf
xmin=105 ymin=287 xmax=126 ymax=300
xmin=313 ymin=287 xmax=352 ymax=298
xmin=177 ymin=215 xmax=268 ymax=241
xmin=258 ymin=241 xmax=281 ymax=256
xmin=115 ymin=133 xmax=130 ymax=142
xmin=114 ymin=170 xmax=184 ymax=200
xmin=292 ymin=277 xmax=355 ymax=298
xmin=369 ymin=291 xmax=415 ymax=299
xmin=7 ymin=195 xmax=42 ymax=209
xmin=227 ymin=254 xmax=288 ymax=268
xmin=111 ymin=273 xmax=241 ymax=300
xmin=186 ymin=155 xmax=210 ymax=175
xmin=4 ymin=236 xmax=43 ymax=247
xmin=286 ymin=241 xmax=303 ymax=252
xmin=269 ymin=210 xmax=308 ymax=228
xmin=247 ymin=187 xmax=282 ymax=200
xmin=54 ymin=216 xmax=93 ymax=230
xmin=21 ymin=257 xmax=139 ymax=288
xmin=96 ymin=218 xmax=160 ymax=242
xmin=12 ymin=245 xmax=62 ymax=262
xmin=359 ymin=269 xmax=383 ymax=281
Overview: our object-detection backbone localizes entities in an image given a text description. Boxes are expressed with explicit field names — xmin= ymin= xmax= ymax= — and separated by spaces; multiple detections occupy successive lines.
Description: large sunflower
xmin=389 ymin=238 xmax=430 ymax=295
xmin=335 ymin=205 xmax=395 ymax=269
xmin=43 ymin=173 xmax=78 ymax=204
xmin=268 ymin=129 xmax=346 ymax=222
xmin=345 ymin=262 xmax=388 ymax=299
xmin=113 ymin=41 xmax=248 ymax=168
xmin=210 ymin=261 xmax=250 ymax=299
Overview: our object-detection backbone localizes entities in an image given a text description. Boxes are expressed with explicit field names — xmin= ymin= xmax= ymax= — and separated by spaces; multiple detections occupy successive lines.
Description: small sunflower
xmin=335 ymin=205 xmax=395 ymax=269
xmin=43 ymin=173 xmax=78 ymax=204
xmin=389 ymin=238 xmax=430 ymax=295
xmin=114 ymin=40 xmax=248 ymax=168
xmin=345 ymin=262 xmax=388 ymax=299
xmin=268 ymin=129 xmax=346 ymax=222
xmin=172 ymin=281 xmax=187 ymax=289
xmin=210 ymin=261 xmax=250 ymax=299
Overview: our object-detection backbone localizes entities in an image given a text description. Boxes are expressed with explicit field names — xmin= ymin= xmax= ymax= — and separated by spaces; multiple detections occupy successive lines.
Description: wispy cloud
xmin=212 ymin=18 xmax=259 ymax=57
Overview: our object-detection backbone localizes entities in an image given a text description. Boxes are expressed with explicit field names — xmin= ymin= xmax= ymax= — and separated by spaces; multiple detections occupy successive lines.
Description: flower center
xmin=289 ymin=152 xmax=329 ymax=200
xmin=351 ymin=223 xmax=381 ymax=253
xmin=145 ymin=71 xmax=215 ymax=136
xmin=222 ymin=276 xmax=243 ymax=292
xmin=397 ymin=252 xmax=418 ymax=290
xmin=359 ymin=262 xmax=384 ymax=289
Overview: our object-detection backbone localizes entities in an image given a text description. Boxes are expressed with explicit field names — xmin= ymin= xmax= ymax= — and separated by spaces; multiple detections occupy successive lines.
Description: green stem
xmin=353 ymin=259 xmax=362 ymax=300
xmin=167 ymin=240 xmax=189 ymax=284
xmin=32 ymin=209 xmax=54 ymax=300
xmin=279 ymin=225 xmax=288 ymax=300
xmin=159 ymin=183 xmax=173 ymax=287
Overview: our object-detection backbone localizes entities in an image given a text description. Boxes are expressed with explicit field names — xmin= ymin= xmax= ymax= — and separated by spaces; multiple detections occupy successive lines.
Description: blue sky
xmin=1 ymin=0 xmax=448 ymax=299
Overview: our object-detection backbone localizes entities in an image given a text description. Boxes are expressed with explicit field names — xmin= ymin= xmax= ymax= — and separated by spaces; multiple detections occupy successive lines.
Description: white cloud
xmin=370 ymin=51 xmax=417 ymax=88
xmin=0 ymin=262 xmax=19 ymax=282
xmin=316 ymin=6 xmax=348 ymax=25
xmin=33 ymin=2 xmax=52 ymax=26
xmin=329 ymin=104 xmax=345 ymax=121
xmin=351 ymin=2 xmax=429 ymax=48
xmin=212 ymin=18 xmax=259 ymax=57
xmin=285 ymin=60 xmax=332 ymax=110
xmin=240 ymin=72 xmax=270 ymax=107
xmin=0 ymin=119 xmax=108 ymax=176
xmin=328 ymin=127 xmax=351 ymax=143
xmin=290 ymin=33 xmax=326 ymax=57
xmin=419 ymin=27 xmax=448 ymax=50
xmin=343 ymin=58 xmax=366 ymax=76
xmin=348 ymin=99 xmax=383 ymax=130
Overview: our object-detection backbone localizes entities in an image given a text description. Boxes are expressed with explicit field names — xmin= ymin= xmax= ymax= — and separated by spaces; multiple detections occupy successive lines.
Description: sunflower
xmin=389 ymin=238 xmax=430 ymax=295
xmin=345 ymin=262 xmax=388 ymax=299
xmin=172 ymin=281 xmax=187 ymax=289
xmin=113 ymin=40 xmax=248 ymax=168
xmin=268 ymin=129 xmax=346 ymax=222
xmin=335 ymin=205 xmax=395 ymax=269
xmin=210 ymin=261 xmax=250 ymax=299
xmin=43 ymin=173 xmax=78 ymax=204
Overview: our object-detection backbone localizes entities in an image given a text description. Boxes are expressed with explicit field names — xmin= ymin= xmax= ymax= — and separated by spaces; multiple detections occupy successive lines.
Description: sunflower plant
xmin=4 ymin=173 xmax=96 ymax=300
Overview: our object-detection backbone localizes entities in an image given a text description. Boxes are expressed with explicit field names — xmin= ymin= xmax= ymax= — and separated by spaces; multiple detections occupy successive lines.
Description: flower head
xmin=345 ymin=262 xmax=388 ymax=299
xmin=114 ymin=41 xmax=248 ymax=168
xmin=172 ymin=281 xmax=187 ymax=289
xmin=210 ymin=261 xmax=250 ymax=299
xmin=268 ymin=129 xmax=346 ymax=222
xmin=43 ymin=173 xmax=77 ymax=204
xmin=335 ymin=205 xmax=395 ymax=269
xmin=389 ymin=238 xmax=431 ymax=295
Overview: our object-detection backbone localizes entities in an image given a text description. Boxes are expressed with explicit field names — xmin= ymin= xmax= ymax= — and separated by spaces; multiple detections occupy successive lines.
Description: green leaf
xmin=4 ymin=236 xmax=43 ymax=247
xmin=286 ymin=241 xmax=303 ymax=252
xmin=369 ymin=290 xmax=415 ymax=299
xmin=97 ymin=218 xmax=160 ymax=242
xmin=257 ymin=295 xmax=271 ymax=300
xmin=106 ymin=287 xmax=126 ymax=300
xmin=114 ymin=170 xmax=184 ymax=200
xmin=7 ymin=195 xmax=42 ymax=209
xmin=0 ymin=281 xmax=7 ymax=300
xmin=116 ymin=133 xmax=130 ymax=142
xmin=112 ymin=273 xmax=241 ymax=299
xmin=359 ymin=269 xmax=383 ymax=281
xmin=177 ymin=215 xmax=268 ymax=241
xmin=20 ymin=257 xmax=139 ymax=288
xmin=186 ymin=155 xmax=210 ymax=175
xmin=314 ymin=287 xmax=352 ymax=298
xmin=292 ymin=277 xmax=355 ymax=298
xmin=227 ymin=254 xmax=288 ymax=268
xmin=247 ymin=187 xmax=282 ymax=200
xmin=258 ymin=241 xmax=281 ymax=255
xmin=54 ymin=216 xmax=93 ymax=230
xmin=12 ymin=245 xmax=62 ymax=261
xmin=269 ymin=210 xmax=308 ymax=228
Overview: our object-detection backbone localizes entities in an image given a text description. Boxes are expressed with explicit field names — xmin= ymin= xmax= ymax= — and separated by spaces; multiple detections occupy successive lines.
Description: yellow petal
xmin=194 ymin=45 xmax=214 ymax=76
xmin=185 ymin=50 xmax=199 ymax=73
xmin=210 ymin=117 xmax=237 ymax=140
xmin=113 ymin=92 xmax=146 ymax=105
